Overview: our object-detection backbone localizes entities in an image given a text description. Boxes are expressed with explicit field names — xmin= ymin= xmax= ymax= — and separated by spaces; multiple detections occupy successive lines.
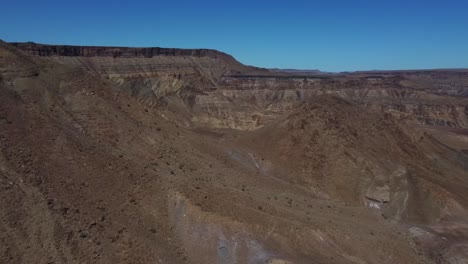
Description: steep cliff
xmin=11 ymin=42 xmax=468 ymax=131
xmin=192 ymin=74 xmax=468 ymax=130
xmin=9 ymin=42 xmax=269 ymax=105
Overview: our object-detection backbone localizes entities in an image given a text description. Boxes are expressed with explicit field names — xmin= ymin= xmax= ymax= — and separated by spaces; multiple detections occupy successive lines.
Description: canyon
xmin=1 ymin=41 xmax=468 ymax=263
xmin=11 ymin=42 xmax=468 ymax=132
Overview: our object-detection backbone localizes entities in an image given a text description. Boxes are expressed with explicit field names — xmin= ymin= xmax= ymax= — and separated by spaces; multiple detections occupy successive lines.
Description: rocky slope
xmin=2 ymin=41 xmax=468 ymax=263
xmin=243 ymin=97 xmax=468 ymax=221
xmin=238 ymin=96 xmax=468 ymax=263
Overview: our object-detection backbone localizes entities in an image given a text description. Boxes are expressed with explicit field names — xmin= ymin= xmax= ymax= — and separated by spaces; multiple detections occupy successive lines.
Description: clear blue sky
xmin=1 ymin=0 xmax=467 ymax=72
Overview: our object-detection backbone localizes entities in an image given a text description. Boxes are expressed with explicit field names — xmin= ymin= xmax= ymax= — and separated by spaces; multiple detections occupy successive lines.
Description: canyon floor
xmin=1 ymin=41 xmax=468 ymax=264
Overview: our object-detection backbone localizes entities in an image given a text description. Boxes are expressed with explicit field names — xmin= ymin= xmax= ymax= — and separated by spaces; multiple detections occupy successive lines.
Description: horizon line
xmin=6 ymin=40 xmax=468 ymax=73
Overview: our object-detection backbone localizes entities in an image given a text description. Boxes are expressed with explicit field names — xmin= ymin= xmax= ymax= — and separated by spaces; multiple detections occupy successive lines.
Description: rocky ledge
xmin=9 ymin=42 xmax=235 ymax=60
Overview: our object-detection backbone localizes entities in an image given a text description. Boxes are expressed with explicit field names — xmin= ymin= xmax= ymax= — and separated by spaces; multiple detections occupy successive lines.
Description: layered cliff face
xmin=12 ymin=42 xmax=468 ymax=131
xmin=199 ymin=74 xmax=468 ymax=130
xmin=9 ymin=42 xmax=269 ymax=107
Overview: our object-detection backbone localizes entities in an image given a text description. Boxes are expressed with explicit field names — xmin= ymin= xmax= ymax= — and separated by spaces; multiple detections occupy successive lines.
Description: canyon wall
xmin=200 ymin=75 xmax=468 ymax=129
xmin=11 ymin=42 xmax=468 ymax=130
